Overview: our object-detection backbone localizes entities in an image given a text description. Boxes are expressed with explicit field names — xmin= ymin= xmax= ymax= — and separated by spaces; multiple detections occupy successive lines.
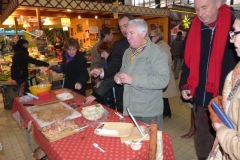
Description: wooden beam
xmin=12 ymin=10 xmax=113 ymax=19
xmin=36 ymin=8 xmax=42 ymax=30
xmin=14 ymin=16 xmax=18 ymax=39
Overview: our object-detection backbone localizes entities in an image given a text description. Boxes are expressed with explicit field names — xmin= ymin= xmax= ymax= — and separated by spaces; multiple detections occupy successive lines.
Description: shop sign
xmin=89 ymin=26 xmax=98 ymax=33
xmin=62 ymin=26 xmax=68 ymax=31
xmin=61 ymin=18 xmax=71 ymax=27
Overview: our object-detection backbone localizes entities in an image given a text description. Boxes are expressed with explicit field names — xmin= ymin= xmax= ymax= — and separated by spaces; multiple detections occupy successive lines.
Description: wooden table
xmin=12 ymin=89 xmax=175 ymax=160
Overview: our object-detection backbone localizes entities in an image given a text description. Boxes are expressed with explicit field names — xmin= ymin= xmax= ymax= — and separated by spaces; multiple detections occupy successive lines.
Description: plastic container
xmin=19 ymin=95 xmax=34 ymax=103
xmin=37 ymin=92 xmax=51 ymax=100
xmin=0 ymin=85 xmax=19 ymax=110
xmin=29 ymin=84 xmax=52 ymax=96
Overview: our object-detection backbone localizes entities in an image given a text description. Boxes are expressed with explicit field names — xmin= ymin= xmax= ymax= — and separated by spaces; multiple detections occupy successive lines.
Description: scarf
xmin=130 ymin=37 xmax=148 ymax=62
xmin=183 ymin=4 xmax=231 ymax=97
xmin=65 ymin=51 xmax=75 ymax=65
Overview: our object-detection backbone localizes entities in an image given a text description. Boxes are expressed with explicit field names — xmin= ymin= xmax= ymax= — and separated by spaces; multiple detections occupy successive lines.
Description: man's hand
xmin=208 ymin=95 xmax=224 ymax=130
xmin=181 ymin=90 xmax=193 ymax=100
xmin=117 ymin=73 xmax=132 ymax=85
xmin=85 ymin=95 xmax=96 ymax=104
xmin=90 ymin=68 xmax=102 ymax=78
xmin=75 ymin=83 xmax=82 ymax=90
xmin=114 ymin=74 xmax=122 ymax=84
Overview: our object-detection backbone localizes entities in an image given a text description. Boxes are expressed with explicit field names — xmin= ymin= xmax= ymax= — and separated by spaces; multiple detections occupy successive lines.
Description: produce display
xmin=0 ymin=47 xmax=61 ymax=82
xmin=0 ymin=45 xmax=92 ymax=82
xmin=0 ymin=55 xmax=12 ymax=81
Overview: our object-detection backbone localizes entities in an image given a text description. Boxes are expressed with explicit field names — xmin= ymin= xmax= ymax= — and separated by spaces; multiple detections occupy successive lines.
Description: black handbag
xmin=93 ymin=77 xmax=115 ymax=97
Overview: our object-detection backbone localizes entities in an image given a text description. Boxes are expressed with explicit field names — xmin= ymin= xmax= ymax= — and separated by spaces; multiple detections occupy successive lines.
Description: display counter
xmin=0 ymin=48 xmax=93 ymax=89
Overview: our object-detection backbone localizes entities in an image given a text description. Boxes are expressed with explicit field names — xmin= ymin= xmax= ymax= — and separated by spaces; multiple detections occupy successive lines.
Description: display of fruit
xmin=0 ymin=74 xmax=10 ymax=81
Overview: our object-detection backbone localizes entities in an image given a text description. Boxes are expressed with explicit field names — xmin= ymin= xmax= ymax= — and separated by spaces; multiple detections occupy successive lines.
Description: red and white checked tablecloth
xmin=12 ymin=89 xmax=175 ymax=160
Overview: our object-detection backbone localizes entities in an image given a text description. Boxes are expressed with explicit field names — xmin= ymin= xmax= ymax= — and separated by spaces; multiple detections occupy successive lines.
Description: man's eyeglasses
xmin=229 ymin=31 xmax=240 ymax=40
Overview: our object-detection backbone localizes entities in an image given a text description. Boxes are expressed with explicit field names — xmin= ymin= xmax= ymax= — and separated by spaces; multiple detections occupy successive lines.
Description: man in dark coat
xmin=179 ymin=0 xmax=239 ymax=159
xmin=90 ymin=13 xmax=134 ymax=113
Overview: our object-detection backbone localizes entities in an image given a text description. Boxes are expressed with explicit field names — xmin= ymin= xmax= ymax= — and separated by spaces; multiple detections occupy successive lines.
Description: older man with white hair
xmin=180 ymin=0 xmax=239 ymax=159
xmin=114 ymin=19 xmax=169 ymax=130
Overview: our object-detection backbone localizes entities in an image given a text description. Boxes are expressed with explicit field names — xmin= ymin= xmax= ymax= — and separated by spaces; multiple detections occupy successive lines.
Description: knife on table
xmin=23 ymin=104 xmax=35 ymax=106
xmin=23 ymin=100 xmax=61 ymax=107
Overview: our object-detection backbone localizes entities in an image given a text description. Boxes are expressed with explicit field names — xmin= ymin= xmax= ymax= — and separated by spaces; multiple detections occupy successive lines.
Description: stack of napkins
xmin=96 ymin=129 xmax=119 ymax=135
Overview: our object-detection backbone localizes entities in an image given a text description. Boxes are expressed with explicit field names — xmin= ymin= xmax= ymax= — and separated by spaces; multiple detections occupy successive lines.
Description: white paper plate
xmin=56 ymin=92 xmax=74 ymax=101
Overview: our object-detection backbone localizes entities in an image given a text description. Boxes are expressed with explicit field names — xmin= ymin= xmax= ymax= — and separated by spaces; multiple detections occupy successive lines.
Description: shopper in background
xmin=85 ymin=41 xmax=115 ymax=108
xmin=54 ymin=35 xmax=64 ymax=55
xmin=114 ymin=19 xmax=169 ymax=130
xmin=11 ymin=39 xmax=49 ymax=92
xmin=50 ymin=38 xmax=89 ymax=95
xmin=170 ymin=31 xmax=183 ymax=79
xmin=179 ymin=0 xmax=238 ymax=159
xmin=207 ymin=11 xmax=240 ymax=160
xmin=90 ymin=13 xmax=134 ymax=113
xmin=149 ymin=28 xmax=178 ymax=118
xmin=90 ymin=27 xmax=113 ymax=70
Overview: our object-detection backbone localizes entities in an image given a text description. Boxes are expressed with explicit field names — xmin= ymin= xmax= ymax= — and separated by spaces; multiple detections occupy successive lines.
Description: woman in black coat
xmin=50 ymin=38 xmax=89 ymax=95
xmin=11 ymin=39 xmax=49 ymax=92
xmin=85 ymin=41 xmax=115 ymax=109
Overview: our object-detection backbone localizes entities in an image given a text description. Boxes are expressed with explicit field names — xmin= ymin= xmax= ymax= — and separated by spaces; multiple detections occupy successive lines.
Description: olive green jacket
xmin=119 ymin=38 xmax=169 ymax=117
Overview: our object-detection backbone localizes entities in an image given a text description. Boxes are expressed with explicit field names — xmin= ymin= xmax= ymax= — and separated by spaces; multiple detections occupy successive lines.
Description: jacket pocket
xmin=131 ymin=90 xmax=152 ymax=113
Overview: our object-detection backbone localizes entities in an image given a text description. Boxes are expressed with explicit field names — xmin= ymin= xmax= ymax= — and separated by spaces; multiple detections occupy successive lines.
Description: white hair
xmin=213 ymin=0 xmax=226 ymax=4
xmin=127 ymin=19 xmax=148 ymax=34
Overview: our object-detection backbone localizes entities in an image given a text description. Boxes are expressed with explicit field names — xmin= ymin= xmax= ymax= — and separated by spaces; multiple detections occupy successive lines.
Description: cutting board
xmin=94 ymin=122 xmax=134 ymax=137
xmin=26 ymin=102 xmax=82 ymax=127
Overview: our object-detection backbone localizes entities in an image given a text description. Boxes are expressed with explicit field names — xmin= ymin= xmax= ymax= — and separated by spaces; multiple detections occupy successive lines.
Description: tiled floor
xmin=0 ymin=81 xmax=197 ymax=160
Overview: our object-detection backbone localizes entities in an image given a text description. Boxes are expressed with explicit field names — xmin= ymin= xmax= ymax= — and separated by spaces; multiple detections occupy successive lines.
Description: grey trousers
xmin=135 ymin=114 xmax=163 ymax=130
xmin=193 ymin=105 xmax=215 ymax=159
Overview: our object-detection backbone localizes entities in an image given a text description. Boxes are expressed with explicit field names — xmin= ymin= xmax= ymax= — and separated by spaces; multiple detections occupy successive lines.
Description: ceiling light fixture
xmin=67 ymin=9 xmax=71 ymax=12
xmin=78 ymin=15 xmax=81 ymax=19
xmin=149 ymin=4 xmax=159 ymax=8
xmin=95 ymin=15 xmax=98 ymax=19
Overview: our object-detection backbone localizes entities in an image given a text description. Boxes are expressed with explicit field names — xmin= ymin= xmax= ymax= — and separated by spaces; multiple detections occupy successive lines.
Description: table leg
xmin=26 ymin=129 xmax=31 ymax=145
